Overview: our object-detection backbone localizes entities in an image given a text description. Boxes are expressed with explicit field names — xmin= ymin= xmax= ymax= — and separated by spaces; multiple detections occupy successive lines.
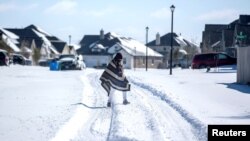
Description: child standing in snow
xmin=100 ymin=53 xmax=130 ymax=107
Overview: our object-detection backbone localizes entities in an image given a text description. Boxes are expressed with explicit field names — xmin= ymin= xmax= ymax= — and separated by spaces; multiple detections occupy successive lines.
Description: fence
xmin=237 ymin=46 xmax=250 ymax=84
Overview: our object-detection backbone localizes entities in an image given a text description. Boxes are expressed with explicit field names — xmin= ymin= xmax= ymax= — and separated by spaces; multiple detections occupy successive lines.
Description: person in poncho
xmin=100 ymin=52 xmax=130 ymax=107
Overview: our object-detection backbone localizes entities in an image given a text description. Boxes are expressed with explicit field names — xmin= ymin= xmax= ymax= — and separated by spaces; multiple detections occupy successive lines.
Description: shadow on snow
xmin=72 ymin=103 xmax=107 ymax=109
xmin=218 ymin=82 xmax=250 ymax=94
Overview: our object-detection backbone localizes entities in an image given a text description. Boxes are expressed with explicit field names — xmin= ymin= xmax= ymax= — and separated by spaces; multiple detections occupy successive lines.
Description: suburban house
xmin=146 ymin=32 xmax=200 ymax=68
xmin=1 ymin=24 xmax=74 ymax=65
xmin=77 ymin=30 xmax=163 ymax=69
xmin=200 ymin=15 xmax=250 ymax=57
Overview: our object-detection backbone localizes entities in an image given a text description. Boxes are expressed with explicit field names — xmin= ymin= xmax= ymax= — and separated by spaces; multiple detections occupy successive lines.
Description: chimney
xmin=156 ymin=32 xmax=160 ymax=45
xmin=100 ymin=29 xmax=104 ymax=40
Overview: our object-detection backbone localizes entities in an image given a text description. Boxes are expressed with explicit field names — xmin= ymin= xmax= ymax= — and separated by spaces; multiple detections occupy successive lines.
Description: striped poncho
xmin=100 ymin=60 xmax=130 ymax=96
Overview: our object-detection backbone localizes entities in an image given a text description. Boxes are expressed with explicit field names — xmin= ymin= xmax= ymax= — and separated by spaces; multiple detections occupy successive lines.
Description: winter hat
xmin=114 ymin=52 xmax=123 ymax=61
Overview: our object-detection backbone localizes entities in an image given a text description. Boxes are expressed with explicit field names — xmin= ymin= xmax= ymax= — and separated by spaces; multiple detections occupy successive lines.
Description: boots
xmin=107 ymin=100 xmax=130 ymax=107
xmin=123 ymin=99 xmax=130 ymax=105
xmin=107 ymin=102 xmax=111 ymax=107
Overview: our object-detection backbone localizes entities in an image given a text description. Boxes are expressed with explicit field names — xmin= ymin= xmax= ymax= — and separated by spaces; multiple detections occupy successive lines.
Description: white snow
xmin=69 ymin=44 xmax=81 ymax=50
xmin=33 ymin=25 xmax=52 ymax=37
xmin=174 ymin=36 xmax=187 ymax=47
xmin=1 ymin=34 xmax=20 ymax=52
xmin=179 ymin=49 xmax=187 ymax=55
xmin=0 ymin=28 xmax=20 ymax=52
xmin=90 ymin=43 xmax=105 ymax=50
xmin=175 ymin=34 xmax=200 ymax=48
xmin=0 ymin=65 xmax=250 ymax=141
xmin=118 ymin=38 xmax=162 ymax=57
xmin=59 ymin=57 xmax=74 ymax=61
xmin=0 ymin=28 xmax=19 ymax=39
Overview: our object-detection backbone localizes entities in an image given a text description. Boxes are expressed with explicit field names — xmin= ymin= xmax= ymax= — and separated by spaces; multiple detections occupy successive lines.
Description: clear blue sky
xmin=1 ymin=0 xmax=250 ymax=44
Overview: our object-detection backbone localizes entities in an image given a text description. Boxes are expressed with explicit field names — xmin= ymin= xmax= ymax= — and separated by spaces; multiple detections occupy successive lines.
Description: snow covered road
xmin=55 ymin=70 xmax=206 ymax=141
xmin=1 ymin=66 xmax=249 ymax=141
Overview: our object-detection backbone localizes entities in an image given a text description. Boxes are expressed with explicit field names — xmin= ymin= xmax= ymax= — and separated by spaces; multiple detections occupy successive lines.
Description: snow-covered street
xmin=0 ymin=65 xmax=250 ymax=141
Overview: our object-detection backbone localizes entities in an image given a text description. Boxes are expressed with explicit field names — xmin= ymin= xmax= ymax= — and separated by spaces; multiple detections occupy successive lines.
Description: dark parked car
xmin=0 ymin=49 xmax=9 ymax=66
xmin=192 ymin=52 xmax=236 ymax=69
xmin=10 ymin=54 xmax=32 ymax=65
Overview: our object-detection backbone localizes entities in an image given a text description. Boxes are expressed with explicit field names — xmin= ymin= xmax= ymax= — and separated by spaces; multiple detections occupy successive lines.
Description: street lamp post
xmin=69 ymin=35 xmax=71 ymax=45
xmin=146 ymin=26 xmax=149 ymax=71
xmin=170 ymin=5 xmax=175 ymax=75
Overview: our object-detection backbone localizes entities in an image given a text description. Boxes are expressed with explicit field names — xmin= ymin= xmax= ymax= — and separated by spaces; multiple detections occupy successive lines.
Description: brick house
xmin=200 ymin=15 xmax=250 ymax=57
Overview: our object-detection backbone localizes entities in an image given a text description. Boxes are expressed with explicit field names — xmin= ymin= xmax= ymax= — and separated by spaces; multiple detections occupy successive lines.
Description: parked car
xmin=57 ymin=54 xmax=85 ymax=70
xmin=192 ymin=52 xmax=237 ymax=69
xmin=10 ymin=54 xmax=32 ymax=65
xmin=38 ymin=59 xmax=49 ymax=67
xmin=0 ymin=49 xmax=9 ymax=66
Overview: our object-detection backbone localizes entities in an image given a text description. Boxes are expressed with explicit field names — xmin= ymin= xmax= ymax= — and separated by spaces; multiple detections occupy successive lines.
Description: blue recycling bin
xmin=50 ymin=60 xmax=59 ymax=71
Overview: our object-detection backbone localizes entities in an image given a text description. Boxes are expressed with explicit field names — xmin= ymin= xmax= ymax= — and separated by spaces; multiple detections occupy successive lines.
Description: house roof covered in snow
xmin=51 ymin=41 xmax=67 ymax=53
xmin=5 ymin=27 xmax=44 ymax=48
xmin=77 ymin=35 xmax=103 ymax=55
xmin=46 ymin=36 xmax=62 ymax=41
xmin=25 ymin=24 xmax=52 ymax=36
xmin=147 ymin=32 xmax=198 ymax=47
xmin=5 ymin=25 xmax=66 ymax=54
xmin=78 ymin=32 xmax=162 ymax=57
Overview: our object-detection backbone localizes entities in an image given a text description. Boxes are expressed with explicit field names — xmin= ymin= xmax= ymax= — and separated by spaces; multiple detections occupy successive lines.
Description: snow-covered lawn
xmin=0 ymin=65 xmax=249 ymax=141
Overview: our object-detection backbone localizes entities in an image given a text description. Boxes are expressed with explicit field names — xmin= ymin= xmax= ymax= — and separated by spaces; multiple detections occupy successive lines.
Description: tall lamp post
xmin=170 ymin=5 xmax=175 ymax=75
xmin=69 ymin=35 xmax=71 ymax=45
xmin=146 ymin=26 xmax=149 ymax=71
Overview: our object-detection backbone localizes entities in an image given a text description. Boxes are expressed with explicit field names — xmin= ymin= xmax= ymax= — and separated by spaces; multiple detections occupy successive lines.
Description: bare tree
xmin=32 ymin=47 xmax=41 ymax=65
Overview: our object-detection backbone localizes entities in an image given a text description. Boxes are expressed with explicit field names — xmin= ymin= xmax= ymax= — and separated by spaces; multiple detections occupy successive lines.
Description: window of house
xmin=123 ymin=57 xmax=126 ymax=64
xmin=152 ymin=58 xmax=154 ymax=65
xmin=143 ymin=57 xmax=145 ymax=64
xmin=163 ymin=47 xmax=166 ymax=51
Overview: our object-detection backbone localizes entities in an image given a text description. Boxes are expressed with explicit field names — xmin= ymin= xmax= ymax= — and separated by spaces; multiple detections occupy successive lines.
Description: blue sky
xmin=1 ymin=0 xmax=250 ymax=45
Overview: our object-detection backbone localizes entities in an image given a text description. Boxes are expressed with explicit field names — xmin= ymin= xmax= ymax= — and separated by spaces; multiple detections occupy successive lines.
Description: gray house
xmin=147 ymin=32 xmax=199 ymax=68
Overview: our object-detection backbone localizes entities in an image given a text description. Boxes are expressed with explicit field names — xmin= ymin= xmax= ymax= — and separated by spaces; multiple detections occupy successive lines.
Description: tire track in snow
xmin=133 ymin=86 xmax=199 ymax=140
xmin=51 ymin=72 xmax=111 ymax=141
xmin=50 ymin=73 xmax=95 ymax=141
xmin=89 ymin=72 xmax=201 ymax=141
xmin=85 ymin=74 xmax=162 ymax=141
xmin=106 ymin=82 xmax=165 ymax=140
xmin=129 ymin=78 xmax=207 ymax=141
xmin=74 ymin=73 xmax=112 ymax=141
